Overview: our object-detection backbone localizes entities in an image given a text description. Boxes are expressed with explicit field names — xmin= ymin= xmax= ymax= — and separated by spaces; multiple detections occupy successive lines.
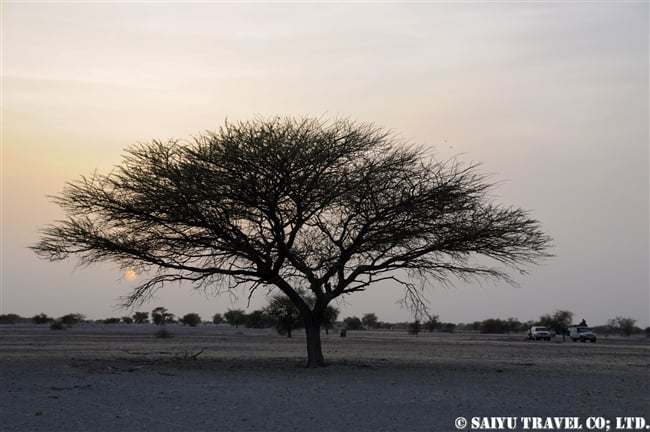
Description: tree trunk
xmin=304 ymin=314 xmax=325 ymax=368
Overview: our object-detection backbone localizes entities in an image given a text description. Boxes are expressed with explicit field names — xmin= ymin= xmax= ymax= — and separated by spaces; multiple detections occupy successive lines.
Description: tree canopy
xmin=33 ymin=116 xmax=551 ymax=367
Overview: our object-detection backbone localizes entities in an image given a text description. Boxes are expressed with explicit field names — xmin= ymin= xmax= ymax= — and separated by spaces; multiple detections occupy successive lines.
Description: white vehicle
xmin=569 ymin=325 xmax=597 ymax=343
xmin=528 ymin=326 xmax=552 ymax=341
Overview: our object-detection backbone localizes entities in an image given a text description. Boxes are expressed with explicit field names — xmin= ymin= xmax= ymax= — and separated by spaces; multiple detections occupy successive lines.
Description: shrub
xmin=32 ymin=313 xmax=53 ymax=324
xmin=408 ymin=320 xmax=421 ymax=335
xmin=424 ymin=316 xmax=439 ymax=332
xmin=212 ymin=313 xmax=224 ymax=325
xmin=103 ymin=317 xmax=121 ymax=324
xmin=439 ymin=322 xmax=457 ymax=333
xmin=0 ymin=314 xmax=20 ymax=324
xmin=343 ymin=316 xmax=363 ymax=331
xmin=60 ymin=313 xmax=85 ymax=326
xmin=361 ymin=313 xmax=379 ymax=329
xmin=121 ymin=316 xmax=134 ymax=324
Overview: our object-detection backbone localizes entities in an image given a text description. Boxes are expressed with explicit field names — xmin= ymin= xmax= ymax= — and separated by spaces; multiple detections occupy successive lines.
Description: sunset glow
xmin=2 ymin=2 xmax=647 ymax=325
xmin=124 ymin=270 xmax=137 ymax=282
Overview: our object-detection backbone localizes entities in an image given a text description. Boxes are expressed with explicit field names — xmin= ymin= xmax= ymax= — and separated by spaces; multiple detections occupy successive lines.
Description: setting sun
xmin=124 ymin=270 xmax=137 ymax=281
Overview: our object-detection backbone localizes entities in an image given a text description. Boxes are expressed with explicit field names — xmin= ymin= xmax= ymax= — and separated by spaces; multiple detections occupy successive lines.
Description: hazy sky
xmin=2 ymin=1 xmax=648 ymax=327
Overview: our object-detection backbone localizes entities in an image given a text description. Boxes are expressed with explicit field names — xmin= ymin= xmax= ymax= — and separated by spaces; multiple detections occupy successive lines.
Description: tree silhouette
xmin=180 ymin=312 xmax=201 ymax=327
xmin=151 ymin=307 xmax=174 ymax=325
xmin=322 ymin=305 xmax=339 ymax=335
xmin=32 ymin=116 xmax=551 ymax=367
xmin=362 ymin=313 xmax=379 ymax=329
xmin=224 ymin=309 xmax=246 ymax=328
xmin=132 ymin=311 xmax=149 ymax=324
xmin=266 ymin=292 xmax=302 ymax=338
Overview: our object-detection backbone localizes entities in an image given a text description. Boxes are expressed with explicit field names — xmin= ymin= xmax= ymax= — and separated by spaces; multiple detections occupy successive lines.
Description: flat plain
xmin=1 ymin=324 xmax=648 ymax=432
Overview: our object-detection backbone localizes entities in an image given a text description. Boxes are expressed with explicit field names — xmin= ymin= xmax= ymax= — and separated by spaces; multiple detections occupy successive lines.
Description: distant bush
xmin=60 ymin=313 xmax=85 ymax=326
xmin=103 ymin=317 xmax=121 ymax=324
xmin=50 ymin=320 xmax=66 ymax=330
xmin=343 ymin=316 xmax=363 ymax=331
xmin=0 ymin=314 xmax=20 ymax=324
xmin=32 ymin=313 xmax=53 ymax=324
xmin=361 ymin=313 xmax=379 ymax=329
xmin=180 ymin=313 xmax=201 ymax=327
xmin=424 ymin=316 xmax=440 ymax=332
xmin=408 ymin=320 xmax=421 ymax=336
xmin=245 ymin=310 xmax=273 ymax=329
xmin=121 ymin=316 xmax=134 ymax=324
xmin=439 ymin=322 xmax=457 ymax=333
xmin=212 ymin=313 xmax=224 ymax=325
xmin=154 ymin=328 xmax=174 ymax=338
xmin=607 ymin=317 xmax=640 ymax=336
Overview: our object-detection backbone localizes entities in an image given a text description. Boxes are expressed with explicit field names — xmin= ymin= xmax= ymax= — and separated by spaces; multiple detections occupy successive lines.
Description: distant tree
xmin=32 ymin=117 xmax=551 ymax=367
xmin=439 ymin=322 xmax=456 ymax=333
xmin=520 ymin=320 xmax=535 ymax=332
xmin=102 ymin=317 xmax=121 ymax=324
xmin=121 ymin=316 xmax=134 ymax=324
xmin=133 ymin=311 xmax=149 ymax=324
xmin=362 ymin=313 xmax=379 ymax=329
xmin=408 ymin=320 xmax=421 ymax=335
xmin=645 ymin=327 xmax=650 ymax=338
xmin=245 ymin=310 xmax=273 ymax=329
xmin=151 ymin=307 xmax=174 ymax=326
xmin=322 ymin=306 xmax=340 ymax=335
xmin=505 ymin=317 xmax=522 ymax=334
xmin=32 ymin=313 xmax=53 ymax=324
xmin=224 ymin=309 xmax=246 ymax=328
xmin=343 ymin=316 xmax=363 ymax=331
xmin=60 ymin=313 xmax=85 ymax=326
xmin=480 ymin=318 xmax=509 ymax=334
xmin=607 ymin=316 xmax=638 ymax=336
xmin=0 ymin=314 xmax=20 ymax=324
xmin=212 ymin=313 xmax=224 ymax=325
xmin=266 ymin=293 xmax=303 ymax=338
xmin=539 ymin=310 xmax=573 ymax=335
xmin=180 ymin=313 xmax=201 ymax=327
xmin=424 ymin=315 xmax=440 ymax=332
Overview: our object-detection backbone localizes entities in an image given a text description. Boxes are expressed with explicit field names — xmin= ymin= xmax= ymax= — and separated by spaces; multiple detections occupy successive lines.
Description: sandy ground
xmin=1 ymin=324 xmax=648 ymax=432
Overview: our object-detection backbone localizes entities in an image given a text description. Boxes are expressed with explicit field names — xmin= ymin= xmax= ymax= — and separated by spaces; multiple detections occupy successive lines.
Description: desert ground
xmin=1 ymin=323 xmax=648 ymax=432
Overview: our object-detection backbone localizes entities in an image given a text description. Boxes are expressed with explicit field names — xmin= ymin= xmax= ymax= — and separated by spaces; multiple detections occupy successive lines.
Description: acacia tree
xmin=224 ymin=309 xmax=246 ymax=328
xmin=539 ymin=310 xmax=573 ymax=337
xmin=266 ymin=292 xmax=303 ymax=338
xmin=322 ymin=305 xmax=339 ymax=335
xmin=32 ymin=117 xmax=551 ymax=367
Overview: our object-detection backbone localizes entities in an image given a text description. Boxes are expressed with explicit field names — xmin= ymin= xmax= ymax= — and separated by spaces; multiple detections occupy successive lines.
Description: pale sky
xmin=2 ymin=1 xmax=648 ymax=327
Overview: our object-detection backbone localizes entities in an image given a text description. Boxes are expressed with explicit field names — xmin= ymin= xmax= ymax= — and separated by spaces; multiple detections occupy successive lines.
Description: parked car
xmin=528 ymin=326 xmax=552 ymax=341
xmin=569 ymin=325 xmax=597 ymax=342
